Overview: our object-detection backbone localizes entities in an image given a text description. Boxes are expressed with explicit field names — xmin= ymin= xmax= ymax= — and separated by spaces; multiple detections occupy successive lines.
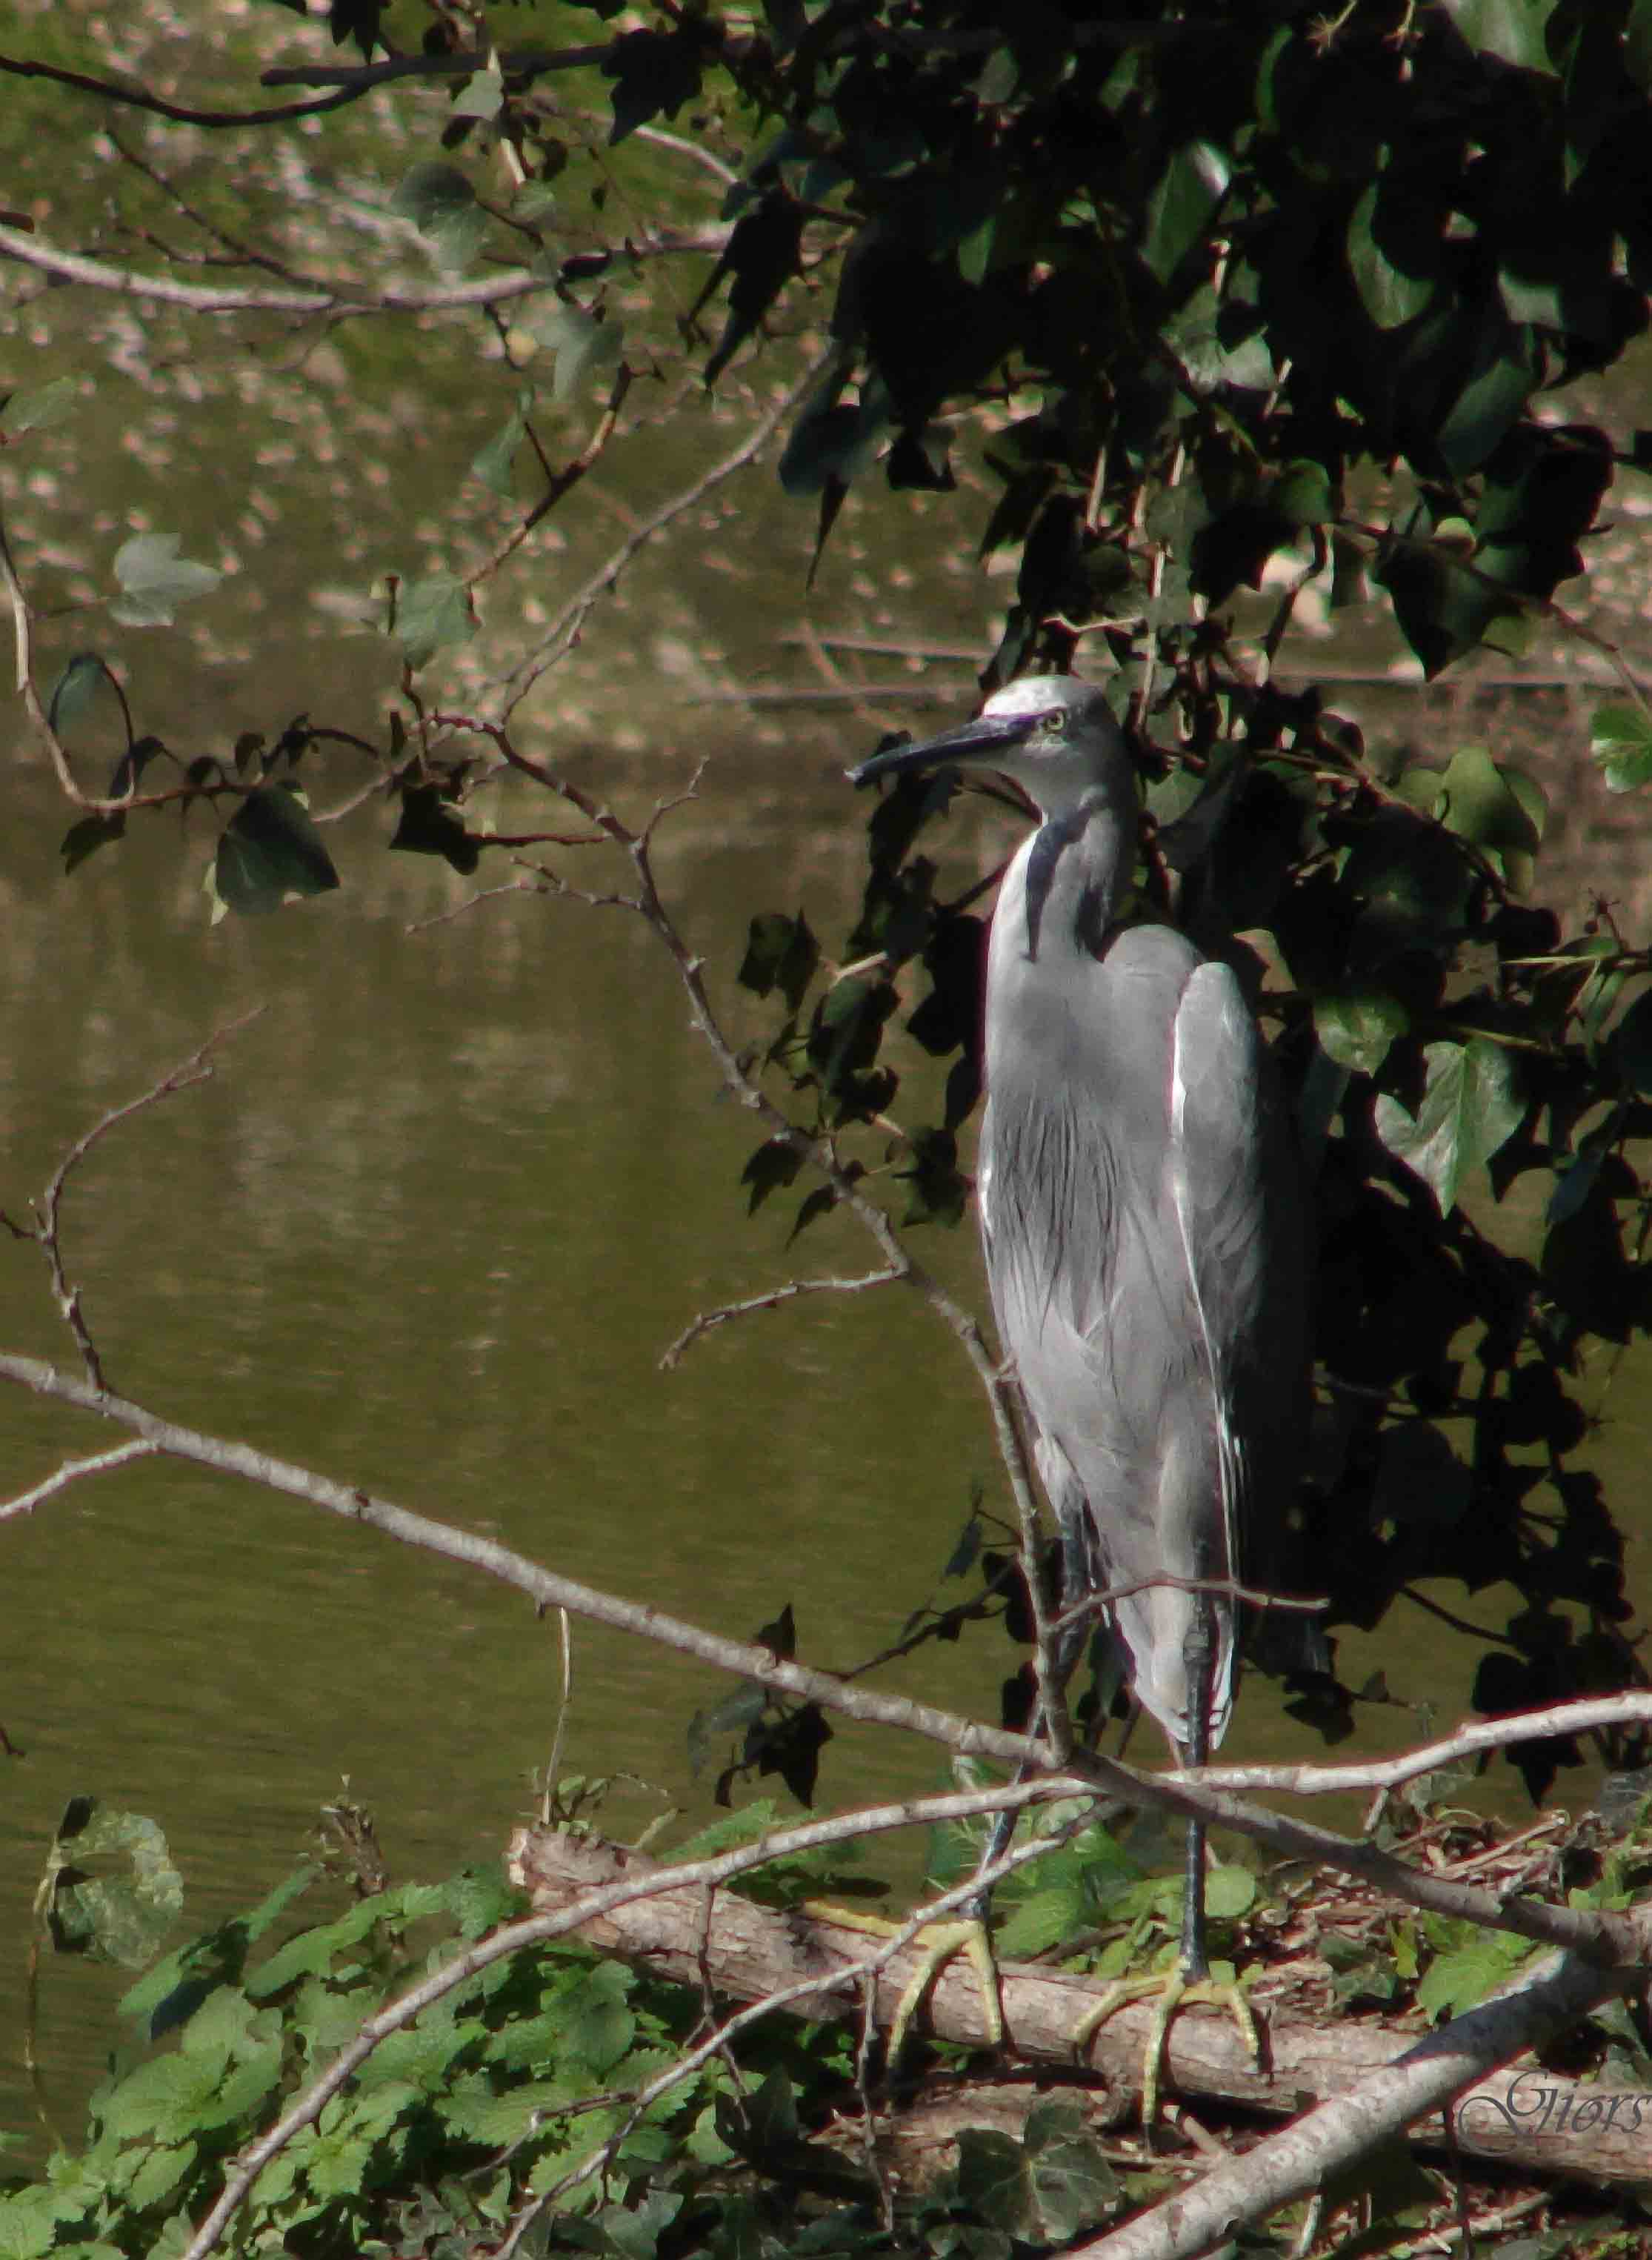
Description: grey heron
xmin=850 ymin=674 xmax=1308 ymax=2108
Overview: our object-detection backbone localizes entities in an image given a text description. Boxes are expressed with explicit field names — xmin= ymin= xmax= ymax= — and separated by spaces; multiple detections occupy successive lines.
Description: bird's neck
xmin=1014 ymin=791 xmax=1130 ymax=962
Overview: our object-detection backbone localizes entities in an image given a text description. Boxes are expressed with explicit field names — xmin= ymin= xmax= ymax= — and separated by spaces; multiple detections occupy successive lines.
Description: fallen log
xmin=506 ymin=1827 xmax=1652 ymax=2186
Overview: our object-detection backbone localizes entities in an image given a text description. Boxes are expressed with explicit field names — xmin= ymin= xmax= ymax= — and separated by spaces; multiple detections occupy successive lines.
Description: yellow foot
xmin=1070 ymin=1964 xmax=1259 ymax=2130
xmin=802 ymin=1905 xmax=1003 ymax=2064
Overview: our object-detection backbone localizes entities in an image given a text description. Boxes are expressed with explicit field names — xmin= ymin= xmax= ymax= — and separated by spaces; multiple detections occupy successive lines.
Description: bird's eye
xmin=1036 ymin=710 xmax=1064 ymax=738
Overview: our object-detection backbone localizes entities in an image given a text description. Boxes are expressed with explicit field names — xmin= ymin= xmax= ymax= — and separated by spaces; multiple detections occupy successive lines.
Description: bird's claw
xmin=803 ymin=1905 xmax=1003 ymax=2064
xmin=1071 ymin=1965 xmax=1259 ymax=2130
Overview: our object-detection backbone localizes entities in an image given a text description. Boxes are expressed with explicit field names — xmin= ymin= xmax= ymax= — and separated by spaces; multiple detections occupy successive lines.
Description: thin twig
xmin=4 ymin=1010 xmax=264 ymax=1389
xmin=491 ymin=351 xmax=835 ymax=720
xmin=659 ymin=1268 xmax=903 ymax=1369
xmin=0 ymin=1440 xmax=158 ymax=1523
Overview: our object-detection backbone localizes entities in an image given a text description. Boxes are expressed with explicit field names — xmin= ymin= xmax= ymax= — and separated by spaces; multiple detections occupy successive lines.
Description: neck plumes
xmin=1014 ymin=788 xmax=1131 ymax=963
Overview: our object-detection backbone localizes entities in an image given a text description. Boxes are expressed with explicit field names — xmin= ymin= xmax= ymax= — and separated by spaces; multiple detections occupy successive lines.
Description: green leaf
xmin=1376 ymin=539 xmax=1523 ymax=679
xmin=213 ymin=785 xmax=341 ymax=920
xmin=390 ymin=162 xmax=490 ymax=270
xmin=953 ymin=2128 xmax=1033 ymax=2237
xmin=1416 ymin=1927 xmax=1539 ymax=2019
xmin=1142 ymin=140 xmax=1230 ymax=285
xmin=4 ymin=374 xmax=84 ymax=433
xmin=390 ymin=571 xmax=476 ymax=668
xmin=1025 ymin=2133 xmax=1119 ymax=2241
xmin=737 ymin=911 xmax=819 ymax=1012
xmin=1590 ymin=701 xmax=1652 ymax=793
xmin=109 ymin=533 xmax=222 ymax=628
xmin=601 ymin=26 xmax=702 ymax=142
xmin=61 ymin=814 xmax=127 ymax=876
xmin=1346 ymin=181 xmax=1437 ymax=330
xmin=47 ymin=651 xmax=119 ymax=737
xmin=1372 ymin=1038 xmax=1525 ymax=1214
xmin=1313 ymin=992 xmax=1408 ymax=1077
xmin=47 ymin=1803 xmax=183 ymax=1970
xmin=526 ymin=302 xmax=625 ymax=401
xmin=1613 ymin=990 xmax=1652 ymax=1095
xmin=703 ymin=194 xmax=806 ymax=386
xmin=1433 ymin=744 xmax=1544 ymax=883
xmin=556 ymin=1961 xmax=636 ymax=2074
xmin=390 ymin=785 xmax=481 ymax=874
xmin=469 ymin=389 xmax=533 ymax=496
xmin=1440 ymin=0 xmax=1560 ymax=73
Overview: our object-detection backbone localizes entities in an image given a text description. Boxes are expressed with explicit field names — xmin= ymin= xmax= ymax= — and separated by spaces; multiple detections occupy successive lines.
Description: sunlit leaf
xmin=110 ymin=533 xmax=222 ymax=628
xmin=1590 ymin=701 xmax=1652 ymax=794
xmin=1313 ymin=992 xmax=1408 ymax=1077
xmin=4 ymin=373 xmax=84 ymax=433
xmin=1372 ymin=1038 xmax=1525 ymax=1214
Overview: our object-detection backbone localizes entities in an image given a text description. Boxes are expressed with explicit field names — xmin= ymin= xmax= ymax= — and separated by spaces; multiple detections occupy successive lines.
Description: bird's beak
xmin=846 ymin=708 xmax=1042 ymax=788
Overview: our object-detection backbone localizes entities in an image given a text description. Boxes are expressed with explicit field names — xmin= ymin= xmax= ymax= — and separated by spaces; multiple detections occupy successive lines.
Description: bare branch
xmin=659 ymin=1267 xmax=903 ymax=1369
xmin=1200 ymin=1692 xmax=1652 ymax=1797
xmin=259 ymin=44 xmax=613 ymax=90
xmin=0 ymin=222 xmax=562 ymax=318
xmin=0 ymin=47 xmax=363 ymax=127
xmin=0 ymin=1440 xmax=158 ymax=1523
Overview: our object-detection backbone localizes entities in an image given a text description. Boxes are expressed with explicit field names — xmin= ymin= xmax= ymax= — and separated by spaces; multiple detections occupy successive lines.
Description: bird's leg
xmin=842 ymin=1566 xmax=1096 ymax=2067
xmin=1070 ymin=1594 xmax=1260 ymax=2132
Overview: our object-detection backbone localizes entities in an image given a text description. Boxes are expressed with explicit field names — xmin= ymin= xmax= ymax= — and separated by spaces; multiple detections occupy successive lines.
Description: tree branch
xmin=1079 ymin=1918 xmax=1652 ymax=2260
xmin=0 ymin=222 xmax=562 ymax=317
xmin=0 ymin=1342 xmax=1642 ymax=1965
xmin=659 ymin=1267 xmax=904 ymax=1369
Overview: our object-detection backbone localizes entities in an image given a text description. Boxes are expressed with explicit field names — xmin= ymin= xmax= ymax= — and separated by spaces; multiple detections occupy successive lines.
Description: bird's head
xmin=847 ymin=675 xmax=1133 ymax=820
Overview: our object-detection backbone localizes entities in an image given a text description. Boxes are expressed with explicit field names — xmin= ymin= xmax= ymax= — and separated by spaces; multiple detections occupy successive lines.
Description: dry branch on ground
xmin=507 ymin=1827 xmax=1652 ymax=2187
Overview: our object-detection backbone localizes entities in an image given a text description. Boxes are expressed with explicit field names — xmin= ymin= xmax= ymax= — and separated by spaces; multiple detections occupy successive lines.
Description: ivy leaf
xmin=702 ymin=193 xmax=806 ymax=386
xmin=469 ymin=389 xmax=533 ymax=497
xmin=47 ymin=651 xmax=119 ymax=736
xmin=1591 ymin=701 xmax=1652 ymax=793
xmin=1439 ymin=0 xmax=1562 ymax=73
xmin=47 ymin=1801 xmax=184 ymax=1970
xmin=1346 ymin=181 xmax=1438 ymax=330
xmin=1141 ymin=139 xmax=1229 ymax=285
xmin=110 ymin=533 xmax=222 ymax=628
xmin=390 ymin=784 xmax=482 ymax=874
xmin=1313 ymin=992 xmax=1408 ymax=1077
xmin=526 ymin=302 xmax=625 ymax=401
xmin=390 ymin=571 xmax=476 ymax=668
xmin=738 ymin=911 xmax=819 ymax=1012
xmin=390 ymin=162 xmax=490 ymax=270
xmin=61 ymin=814 xmax=127 ymax=874
xmin=1372 ymin=1038 xmax=1525 ymax=1214
xmin=601 ymin=26 xmax=703 ymax=143
xmin=4 ymin=373 xmax=84 ymax=433
xmin=211 ymin=785 xmax=341 ymax=920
